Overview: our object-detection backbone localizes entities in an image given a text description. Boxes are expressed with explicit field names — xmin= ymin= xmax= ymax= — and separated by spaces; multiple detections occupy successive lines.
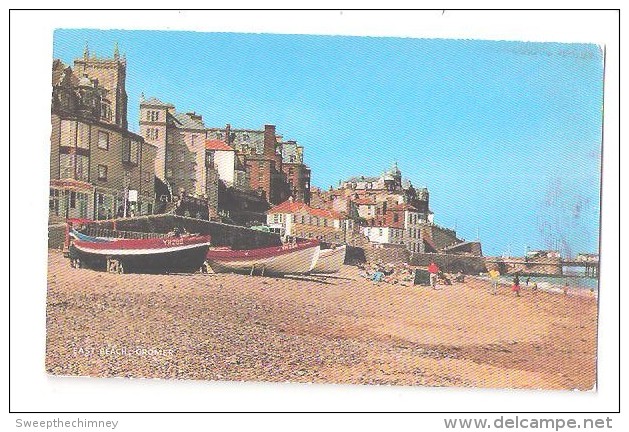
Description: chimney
xmin=225 ymin=123 xmax=231 ymax=144
xmin=264 ymin=124 xmax=276 ymax=156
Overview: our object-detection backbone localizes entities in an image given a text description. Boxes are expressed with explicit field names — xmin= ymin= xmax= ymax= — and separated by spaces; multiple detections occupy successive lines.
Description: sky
xmin=53 ymin=30 xmax=604 ymax=257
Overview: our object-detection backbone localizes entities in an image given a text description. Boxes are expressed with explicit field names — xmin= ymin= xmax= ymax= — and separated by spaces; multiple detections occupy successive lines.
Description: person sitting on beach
xmin=428 ymin=262 xmax=440 ymax=289
xmin=531 ymin=281 xmax=538 ymax=294
xmin=512 ymin=273 xmax=521 ymax=297
xmin=455 ymin=271 xmax=465 ymax=283
xmin=372 ymin=271 xmax=384 ymax=283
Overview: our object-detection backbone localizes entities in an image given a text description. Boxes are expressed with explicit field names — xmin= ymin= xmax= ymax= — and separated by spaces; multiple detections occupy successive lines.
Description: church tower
xmin=73 ymin=42 xmax=128 ymax=129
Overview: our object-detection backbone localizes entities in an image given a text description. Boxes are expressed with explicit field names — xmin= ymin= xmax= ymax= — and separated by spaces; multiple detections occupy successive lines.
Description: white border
xmin=8 ymin=7 xmax=621 ymax=421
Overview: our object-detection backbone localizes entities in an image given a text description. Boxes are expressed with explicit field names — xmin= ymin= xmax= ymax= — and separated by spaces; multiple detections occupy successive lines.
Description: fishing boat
xmin=69 ymin=234 xmax=212 ymax=274
xmin=69 ymin=228 xmax=114 ymax=243
xmin=311 ymin=244 xmax=347 ymax=274
xmin=205 ymin=239 xmax=320 ymax=275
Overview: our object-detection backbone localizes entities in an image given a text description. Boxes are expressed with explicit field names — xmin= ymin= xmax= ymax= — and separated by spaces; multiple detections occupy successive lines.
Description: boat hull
xmin=206 ymin=240 xmax=320 ymax=275
xmin=70 ymin=235 xmax=212 ymax=274
xmin=311 ymin=245 xmax=347 ymax=274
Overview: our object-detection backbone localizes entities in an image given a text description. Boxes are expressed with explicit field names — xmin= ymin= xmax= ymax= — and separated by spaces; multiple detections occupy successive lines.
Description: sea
xmin=495 ymin=268 xmax=599 ymax=296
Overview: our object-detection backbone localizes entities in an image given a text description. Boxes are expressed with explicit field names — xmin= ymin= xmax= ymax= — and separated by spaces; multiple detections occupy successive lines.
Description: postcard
xmin=46 ymin=29 xmax=603 ymax=391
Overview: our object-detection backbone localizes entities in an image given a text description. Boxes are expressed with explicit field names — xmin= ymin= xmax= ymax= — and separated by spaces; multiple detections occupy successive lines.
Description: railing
xmin=83 ymin=227 xmax=167 ymax=240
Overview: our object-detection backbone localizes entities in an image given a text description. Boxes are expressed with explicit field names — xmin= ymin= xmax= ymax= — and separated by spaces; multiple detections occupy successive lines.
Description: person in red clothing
xmin=428 ymin=261 xmax=440 ymax=289
xmin=511 ymin=273 xmax=521 ymax=297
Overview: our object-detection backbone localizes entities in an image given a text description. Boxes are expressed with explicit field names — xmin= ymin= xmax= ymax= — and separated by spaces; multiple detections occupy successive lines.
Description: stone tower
xmin=139 ymin=96 xmax=174 ymax=181
xmin=73 ymin=42 xmax=128 ymax=129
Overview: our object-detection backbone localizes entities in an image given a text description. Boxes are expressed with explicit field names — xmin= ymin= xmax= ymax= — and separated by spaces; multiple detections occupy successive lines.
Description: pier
xmin=485 ymin=256 xmax=599 ymax=277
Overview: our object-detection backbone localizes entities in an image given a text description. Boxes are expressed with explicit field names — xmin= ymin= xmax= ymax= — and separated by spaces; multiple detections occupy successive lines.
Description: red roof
xmin=268 ymin=200 xmax=343 ymax=220
xmin=205 ymin=139 xmax=234 ymax=151
xmin=268 ymin=200 xmax=309 ymax=214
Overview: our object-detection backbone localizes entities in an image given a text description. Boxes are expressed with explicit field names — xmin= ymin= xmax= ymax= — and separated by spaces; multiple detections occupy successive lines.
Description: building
xmin=267 ymin=198 xmax=352 ymax=243
xmin=140 ymin=97 xmax=312 ymax=214
xmin=50 ymin=47 xmax=156 ymax=222
xmin=279 ymin=140 xmax=311 ymax=204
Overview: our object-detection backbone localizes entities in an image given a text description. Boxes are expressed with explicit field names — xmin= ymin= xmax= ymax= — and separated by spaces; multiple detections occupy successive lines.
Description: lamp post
xmin=123 ymin=171 xmax=130 ymax=218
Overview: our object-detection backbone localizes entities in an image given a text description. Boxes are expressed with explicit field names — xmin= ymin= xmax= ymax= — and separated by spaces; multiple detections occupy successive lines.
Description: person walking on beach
xmin=428 ymin=261 xmax=440 ymax=289
xmin=489 ymin=269 xmax=500 ymax=295
xmin=512 ymin=273 xmax=521 ymax=297
xmin=563 ymin=282 xmax=569 ymax=296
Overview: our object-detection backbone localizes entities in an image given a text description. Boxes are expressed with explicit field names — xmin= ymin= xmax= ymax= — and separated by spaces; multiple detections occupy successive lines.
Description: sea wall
xmin=409 ymin=252 xmax=487 ymax=275
xmin=485 ymin=257 xmax=563 ymax=276
xmin=48 ymin=214 xmax=282 ymax=250
xmin=364 ymin=243 xmax=410 ymax=265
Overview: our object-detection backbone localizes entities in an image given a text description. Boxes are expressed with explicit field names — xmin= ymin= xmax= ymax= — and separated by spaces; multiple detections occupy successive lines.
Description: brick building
xmin=267 ymin=198 xmax=353 ymax=244
xmin=50 ymin=48 xmax=156 ymax=222
xmin=140 ymin=97 xmax=311 ymax=210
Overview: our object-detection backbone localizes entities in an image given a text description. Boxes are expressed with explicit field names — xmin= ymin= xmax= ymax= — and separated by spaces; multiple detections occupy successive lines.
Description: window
xmin=379 ymin=228 xmax=383 ymax=236
xmin=216 ymin=132 xmax=223 ymax=140
xmin=60 ymin=120 xmax=76 ymax=147
xmin=242 ymin=133 xmax=249 ymax=141
xmin=191 ymin=135 xmax=197 ymax=145
xmin=166 ymin=149 xmax=173 ymax=162
xmin=301 ymin=215 xmax=305 ymax=224
xmin=179 ymin=151 xmax=185 ymax=162
xmin=77 ymin=123 xmax=90 ymax=149
xmin=60 ymin=154 xmax=74 ymax=179
xmin=258 ymin=161 xmax=264 ymax=168
xmin=205 ymin=151 xmax=214 ymax=167
xmin=76 ymin=154 xmax=89 ymax=181
xmin=69 ymin=191 xmax=76 ymax=208
xmin=323 ymin=219 xmax=327 ymax=227
xmin=98 ymin=164 xmax=108 ymax=181
xmin=98 ymin=131 xmax=109 ymax=150
xmin=144 ymin=171 xmax=151 ymax=182
xmin=49 ymin=189 xmax=61 ymax=216
xmin=393 ymin=213 xmax=399 ymax=222
xmin=166 ymin=168 xmax=173 ymax=178
xmin=122 ymin=140 xmax=139 ymax=165
xmin=130 ymin=141 xmax=139 ymax=164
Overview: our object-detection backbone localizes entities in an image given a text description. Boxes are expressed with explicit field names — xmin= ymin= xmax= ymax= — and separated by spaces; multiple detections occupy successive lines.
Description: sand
xmin=45 ymin=250 xmax=598 ymax=390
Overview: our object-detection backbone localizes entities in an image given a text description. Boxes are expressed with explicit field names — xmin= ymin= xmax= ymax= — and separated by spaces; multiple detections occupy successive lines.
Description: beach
xmin=46 ymin=250 xmax=598 ymax=390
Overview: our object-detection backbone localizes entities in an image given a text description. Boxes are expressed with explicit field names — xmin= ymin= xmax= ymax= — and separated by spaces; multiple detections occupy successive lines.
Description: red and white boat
xmin=311 ymin=244 xmax=347 ymax=274
xmin=70 ymin=234 xmax=212 ymax=274
xmin=205 ymin=239 xmax=320 ymax=275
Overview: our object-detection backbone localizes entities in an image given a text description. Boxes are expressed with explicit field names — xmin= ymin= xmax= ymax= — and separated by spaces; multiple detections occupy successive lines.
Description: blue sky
xmin=53 ymin=30 xmax=603 ymax=257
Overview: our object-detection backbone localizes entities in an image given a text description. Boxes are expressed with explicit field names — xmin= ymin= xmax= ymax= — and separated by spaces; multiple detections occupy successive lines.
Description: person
xmin=488 ymin=269 xmax=500 ymax=295
xmin=563 ymin=283 xmax=569 ymax=296
xmin=531 ymin=281 xmax=538 ymax=294
xmin=428 ymin=261 xmax=439 ymax=289
xmin=512 ymin=273 xmax=521 ymax=297
xmin=455 ymin=271 xmax=465 ymax=283
xmin=525 ymin=276 xmax=531 ymax=286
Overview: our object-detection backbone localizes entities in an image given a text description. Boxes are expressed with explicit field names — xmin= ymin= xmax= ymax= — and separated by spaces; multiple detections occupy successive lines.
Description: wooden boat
xmin=205 ymin=239 xmax=320 ymax=275
xmin=69 ymin=228 xmax=114 ymax=242
xmin=69 ymin=234 xmax=212 ymax=274
xmin=311 ymin=245 xmax=347 ymax=274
